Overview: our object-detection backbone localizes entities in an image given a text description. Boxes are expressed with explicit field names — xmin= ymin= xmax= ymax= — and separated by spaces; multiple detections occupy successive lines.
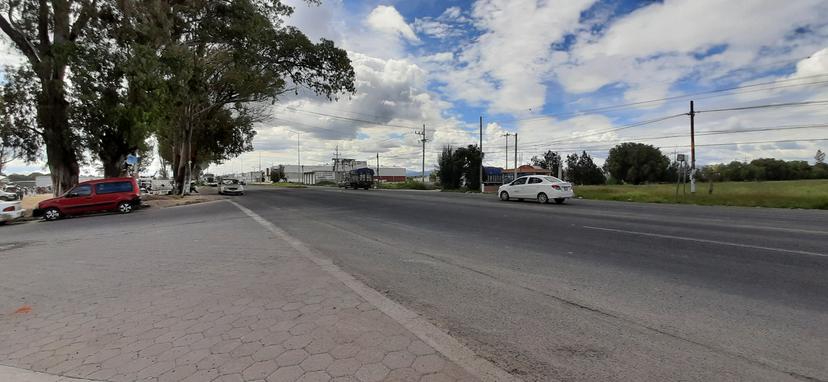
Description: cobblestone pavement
xmin=0 ymin=201 xmax=477 ymax=382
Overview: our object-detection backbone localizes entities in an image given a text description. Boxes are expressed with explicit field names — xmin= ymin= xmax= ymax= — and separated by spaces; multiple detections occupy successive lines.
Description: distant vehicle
xmin=204 ymin=173 xmax=217 ymax=187
xmin=339 ymin=168 xmax=374 ymax=190
xmin=151 ymin=179 xmax=174 ymax=195
xmin=0 ymin=188 xmax=18 ymax=201
xmin=498 ymin=176 xmax=574 ymax=204
xmin=0 ymin=200 xmax=25 ymax=225
xmin=218 ymin=178 xmax=244 ymax=195
xmin=33 ymin=177 xmax=141 ymax=221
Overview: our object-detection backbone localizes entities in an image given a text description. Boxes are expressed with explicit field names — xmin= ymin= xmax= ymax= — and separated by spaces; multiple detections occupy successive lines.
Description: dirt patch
xmin=141 ymin=194 xmax=226 ymax=209
xmin=19 ymin=194 xmax=52 ymax=217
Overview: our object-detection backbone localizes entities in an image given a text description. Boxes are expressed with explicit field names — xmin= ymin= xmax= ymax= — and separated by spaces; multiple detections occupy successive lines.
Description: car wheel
xmin=499 ymin=191 xmax=510 ymax=201
xmin=44 ymin=208 xmax=61 ymax=221
xmin=117 ymin=201 xmax=133 ymax=214
xmin=537 ymin=193 xmax=549 ymax=204
xmin=554 ymin=198 xmax=566 ymax=204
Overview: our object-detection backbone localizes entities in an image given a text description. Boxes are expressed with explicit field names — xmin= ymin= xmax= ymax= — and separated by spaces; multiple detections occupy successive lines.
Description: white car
xmin=218 ymin=178 xmax=245 ymax=195
xmin=1 ymin=200 xmax=25 ymax=224
xmin=498 ymin=175 xmax=574 ymax=204
xmin=0 ymin=188 xmax=18 ymax=201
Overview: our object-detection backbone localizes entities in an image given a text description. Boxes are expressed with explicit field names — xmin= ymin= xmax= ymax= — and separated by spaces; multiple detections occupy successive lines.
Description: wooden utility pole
xmin=502 ymin=133 xmax=512 ymax=171
xmin=514 ymin=133 xmax=518 ymax=180
xmin=479 ymin=116 xmax=484 ymax=192
xmin=415 ymin=124 xmax=429 ymax=183
xmin=689 ymin=100 xmax=696 ymax=193
xmin=376 ymin=152 xmax=380 ymax=188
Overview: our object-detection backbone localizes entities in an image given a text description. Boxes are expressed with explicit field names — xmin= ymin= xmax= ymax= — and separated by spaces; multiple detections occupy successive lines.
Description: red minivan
xmin=34 ymin=178 xmax=141 ymax=221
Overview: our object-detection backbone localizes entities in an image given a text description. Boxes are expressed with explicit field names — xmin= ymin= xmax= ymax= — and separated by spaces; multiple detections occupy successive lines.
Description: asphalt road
xmin=236 ymin=186 xmax=828 ymax=382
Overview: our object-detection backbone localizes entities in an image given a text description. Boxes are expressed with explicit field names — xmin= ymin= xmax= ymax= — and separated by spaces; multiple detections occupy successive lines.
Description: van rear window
xmin=95 ymin=181 xmax=134 ymax=194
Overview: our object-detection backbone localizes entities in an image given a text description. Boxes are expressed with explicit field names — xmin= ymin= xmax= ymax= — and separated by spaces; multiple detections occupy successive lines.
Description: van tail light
xmin=551 ymin=185 xmax=561 ymax=190
xmin=3 ymin=206 xmax=14 ymax=212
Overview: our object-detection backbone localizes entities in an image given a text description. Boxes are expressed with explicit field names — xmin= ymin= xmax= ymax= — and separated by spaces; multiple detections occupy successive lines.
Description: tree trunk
xmin=102 ymin=153 xmax=127 ymax=178
xmin=173 ymin=123 xmax=191 ymax=195
xmin=40 ymin=79 xmax=79 ymax=196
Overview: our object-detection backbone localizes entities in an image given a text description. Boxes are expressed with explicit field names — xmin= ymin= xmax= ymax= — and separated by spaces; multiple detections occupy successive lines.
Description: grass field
xmin=574 ymin=179 xmax=828 ymax=209
xmin=379 ymin=180 xmax=435 ymax=190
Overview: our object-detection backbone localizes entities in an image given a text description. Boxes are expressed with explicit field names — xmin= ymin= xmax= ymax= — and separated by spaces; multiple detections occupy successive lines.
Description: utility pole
xmin=376 ymin=152 xmax=380 ymax=188
xmin=479 ymin=116 xmax=484 ymax=193
xmin=514 ymin=133 xmax=518 ymax=180
xmin=289 ymin=130 xmax=301 ymax=184
xmin=334 ymin=145 xmax=340 ymax=183
xmin=688 ymin=100 xmax=696 ymax=193
xmin=415 ymin=124 xmax=429 ymax=183
xmin=502 ymin=133 xmax=512 ymax=170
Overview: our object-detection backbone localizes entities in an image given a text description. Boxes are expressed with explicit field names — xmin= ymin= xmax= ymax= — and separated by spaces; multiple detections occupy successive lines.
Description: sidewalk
xmin=0 ymin=201 xmax=483 ymax=382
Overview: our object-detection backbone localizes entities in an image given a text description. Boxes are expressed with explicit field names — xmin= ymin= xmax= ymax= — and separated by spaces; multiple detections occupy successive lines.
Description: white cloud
xmin=557 ymin=0 xmax=828 ymax=100
xmin=790 ymin=47 xmax=828 ymax=79
xmin=366 ymin=5 xmax=420 ymax=43
xmin=436 ymin=0 xmax=596 ymax=114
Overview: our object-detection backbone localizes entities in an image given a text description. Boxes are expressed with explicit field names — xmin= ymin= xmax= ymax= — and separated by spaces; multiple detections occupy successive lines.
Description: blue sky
xmin=2 ymin=0 xmax=827 ymax=175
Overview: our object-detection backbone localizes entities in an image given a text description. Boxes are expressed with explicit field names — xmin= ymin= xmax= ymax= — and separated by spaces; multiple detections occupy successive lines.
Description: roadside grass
xmin=574 ymin=179 xmax=828 ymax=209
xmin=379 ymin=180 xmax=435 ymax=190
xmin=263 ymin=182 xmax=307 ymax=188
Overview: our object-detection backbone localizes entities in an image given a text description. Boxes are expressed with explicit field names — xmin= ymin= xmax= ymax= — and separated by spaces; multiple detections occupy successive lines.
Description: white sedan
xmin=218 ymin=178 xmax=245 ymax=195
xmin=498 ymin=176 xmax=574 ymax=204
xmin=0 ymin=200 xmax=25 ymax=225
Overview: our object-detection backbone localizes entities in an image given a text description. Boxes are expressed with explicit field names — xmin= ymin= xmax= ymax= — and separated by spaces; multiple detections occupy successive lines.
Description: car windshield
xmin=542 ymin=176 xmax=564 ymax=183
xmin=222 ymin=179 xmax=239 ymax=185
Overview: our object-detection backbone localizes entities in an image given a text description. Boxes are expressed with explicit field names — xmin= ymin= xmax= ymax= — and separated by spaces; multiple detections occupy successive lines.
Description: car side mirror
xmin=67 ymin=192 xmax=78 ymax=197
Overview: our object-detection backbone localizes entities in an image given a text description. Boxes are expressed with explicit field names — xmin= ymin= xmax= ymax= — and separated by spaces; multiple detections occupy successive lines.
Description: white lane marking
xmin=230 ymin=201 xmax=519 ymax=382
xmin=583 ymin=225 xmax=828 ymax=258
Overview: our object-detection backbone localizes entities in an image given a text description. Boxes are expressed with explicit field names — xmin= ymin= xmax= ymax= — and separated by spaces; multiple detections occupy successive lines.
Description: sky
xmin=2 ymin=0 xmax=828 ymax=176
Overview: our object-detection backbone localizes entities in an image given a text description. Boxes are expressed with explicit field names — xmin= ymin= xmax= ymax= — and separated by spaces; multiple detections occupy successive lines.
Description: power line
xmin=524 ymin=124 xmax=828 ymax=150
xmin=696 ymin=99 xmax=828 ymax=113
xmin=497 ymin=73 xmax=828 ymax=124
xmin=276 ymin=106 xmax=478 ymax=139
xmin=503 ymin=137 xmax=828 ymax=156
xmin=283 ymin=106 xmax=420 ymax=129
xmin=514 ymin=123 xmax=828 ymax=151
xmin=527 ymin=113 xmax=687 ymax=148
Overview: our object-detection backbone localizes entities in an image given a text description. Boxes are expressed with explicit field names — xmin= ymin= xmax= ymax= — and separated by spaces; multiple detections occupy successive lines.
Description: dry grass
xmin=575 ymin=179 xmax=828 ymax=209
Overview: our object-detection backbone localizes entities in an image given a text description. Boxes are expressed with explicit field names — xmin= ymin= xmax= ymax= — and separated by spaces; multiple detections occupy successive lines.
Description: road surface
xmin=236 ymin=186 xmax=828 ymax=382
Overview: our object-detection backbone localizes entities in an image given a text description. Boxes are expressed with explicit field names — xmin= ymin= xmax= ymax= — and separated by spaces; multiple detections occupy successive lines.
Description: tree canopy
xmin=604 ymin=143 xmax=670 ymax=184
xmin=0 ymin=0 xmax=355 ymax=194
xmin=436 ymin=144 xmax=482 ymax=190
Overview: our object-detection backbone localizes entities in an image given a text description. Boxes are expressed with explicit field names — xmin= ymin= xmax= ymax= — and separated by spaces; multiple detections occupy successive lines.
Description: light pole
xmin=288 ymin=130 xmax=301 ymax=183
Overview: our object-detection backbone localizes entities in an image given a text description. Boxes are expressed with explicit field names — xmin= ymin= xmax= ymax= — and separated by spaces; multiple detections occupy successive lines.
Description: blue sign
xmin=126 ymin=154 xmax=139 ymax=166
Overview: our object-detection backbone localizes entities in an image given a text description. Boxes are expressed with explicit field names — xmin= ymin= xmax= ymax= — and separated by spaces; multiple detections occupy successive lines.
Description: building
xmin=374 ymin=167 xmax=406 ymax=183
xmin=279 ymin=165 xmax=338 ymax=183
xmin=274 ymin=160 xmax=406 ymax=185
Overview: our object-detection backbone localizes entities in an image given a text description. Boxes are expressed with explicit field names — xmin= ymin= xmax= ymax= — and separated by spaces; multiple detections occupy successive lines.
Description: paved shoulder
xmin=0 ymin=201 xmax=486 ymax=382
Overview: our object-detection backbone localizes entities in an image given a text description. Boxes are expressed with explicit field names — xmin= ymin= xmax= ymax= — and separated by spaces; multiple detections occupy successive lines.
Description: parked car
xmin=0 ymin=200 xmax=25 ymax=225
xmin=0 ymin=188 xmax=18 ymax=201
xmin=498 ymin=175 xmax=574 ymax=204
xmin=218 ymin=178 xmax=244 ymax=195
xmin=33 ymin=177 xmax=141 ymax=221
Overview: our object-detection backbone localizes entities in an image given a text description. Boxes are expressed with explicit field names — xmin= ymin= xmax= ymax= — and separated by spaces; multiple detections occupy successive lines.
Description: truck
xmin=339 ymin=167 xmax=374 ymax=190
